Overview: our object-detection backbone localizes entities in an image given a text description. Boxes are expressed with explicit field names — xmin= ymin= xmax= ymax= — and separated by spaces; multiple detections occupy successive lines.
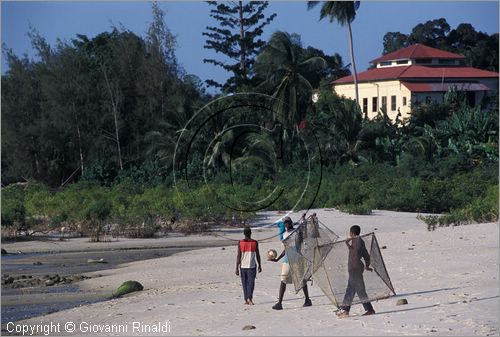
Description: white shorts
xmin=281 ymin=263 xmax=292 ymax=284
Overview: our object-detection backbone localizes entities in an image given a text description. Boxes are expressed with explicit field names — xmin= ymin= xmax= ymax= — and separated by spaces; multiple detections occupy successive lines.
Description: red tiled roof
xmin=401 ymin=81 xmax=490 ymax=92
xmin=371 ymin=44 xmax=465 ymax=64
xmin=332 ymin=65 xmax=499 ymax=84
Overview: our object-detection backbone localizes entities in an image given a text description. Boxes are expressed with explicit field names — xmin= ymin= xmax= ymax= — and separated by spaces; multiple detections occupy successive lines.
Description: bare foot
xmin=244 ymin=299 xmax=249 ymax=305
xmin=248 ymin=299 xmax=254 ymax=305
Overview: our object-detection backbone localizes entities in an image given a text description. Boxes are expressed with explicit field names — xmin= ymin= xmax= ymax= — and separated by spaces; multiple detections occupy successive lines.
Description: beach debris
xmin=381 ymin=246 xmax=387 ymax=249
xmin=87 ymin=258 xmax=108 ymax=264
xmin=2 ymin=276 xmax=14 ymax=285
xmin=111 ymin=280 xmax=144 ymax=298
xmin=2 ymin=273 xmax=90 ymax=288
xmin=242 ymin=325 xmax=256 ymax=331
xmin=396 ymin=299 xmax=408 ymax=305
xmin=33 ymin=261 xmax=43 ymax=265
xmin=1 ymin=248 xmax=7 ymax=255
xmin=221 ymin=247 xmax=225 ymax=250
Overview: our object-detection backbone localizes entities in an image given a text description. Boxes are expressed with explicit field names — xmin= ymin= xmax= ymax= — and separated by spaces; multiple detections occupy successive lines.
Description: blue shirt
xmin=276 ymin=221 xmax=289 ymax=263
xmin=277 ymin=221 xmax=286 ymax=240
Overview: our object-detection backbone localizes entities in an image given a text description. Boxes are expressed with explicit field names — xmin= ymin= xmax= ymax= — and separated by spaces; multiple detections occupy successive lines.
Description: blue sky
xmin=2 ymin=1 xmax=499 ymax=93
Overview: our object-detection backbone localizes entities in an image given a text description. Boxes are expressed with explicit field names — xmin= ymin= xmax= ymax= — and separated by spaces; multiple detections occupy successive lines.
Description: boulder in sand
xmin=242 ymin=325 xmax=256 ymax=331
xmin=396 ymin=298 xmax=408 ymax=305
xmin=111 ymin=280 xmax=144 ymax=298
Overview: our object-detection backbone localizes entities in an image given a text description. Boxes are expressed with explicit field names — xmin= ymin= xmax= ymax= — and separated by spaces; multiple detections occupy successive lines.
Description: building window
xmin=438 ymin=59 xmax=456 ymax=65
xmin=381 ymin=96 xmax=387 ymax=111
xmin=415 ymin=58 xmax=432 ymax=64
xmin=402 ymin=97 xmax=407 ymax=106
xmin=362 ymin=98 xmax=368 ymax=114
xmin=372 ymin=97 xmax=378 ymax=112
xmin=380 ymin=61 xmax=392 ymax=67
xmin=391 ymin=95 xmax=397 ymax=111
xmin=396 ymin=60 xmax=409 ymax=65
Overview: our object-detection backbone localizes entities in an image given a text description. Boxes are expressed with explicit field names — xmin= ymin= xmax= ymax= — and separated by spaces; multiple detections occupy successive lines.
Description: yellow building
xmin=332 ymin=44 xmax=499 ymax=120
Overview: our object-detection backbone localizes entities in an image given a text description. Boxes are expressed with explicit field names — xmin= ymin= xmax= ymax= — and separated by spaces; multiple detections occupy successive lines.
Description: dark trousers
xmin=341 ymin=270 xmax=374 ymax=312
xmin=240 ymin=267 xmax=257 ymax=300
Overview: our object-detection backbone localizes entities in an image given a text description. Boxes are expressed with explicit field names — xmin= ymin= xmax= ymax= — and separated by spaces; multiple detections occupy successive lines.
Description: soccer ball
xmin=267 ymin=249 xmax=277 ymax=260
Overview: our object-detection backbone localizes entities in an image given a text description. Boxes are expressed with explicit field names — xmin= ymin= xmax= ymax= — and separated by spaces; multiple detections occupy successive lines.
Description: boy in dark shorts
xmin=236 ymin=227 xmax=262 ymax=305
xmin=336 ymin=225 xmax=376 ymax=318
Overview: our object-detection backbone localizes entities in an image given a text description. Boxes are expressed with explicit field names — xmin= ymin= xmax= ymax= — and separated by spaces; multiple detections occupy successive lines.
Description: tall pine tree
xmin=203 ymin=1 xmax=276 ymax=92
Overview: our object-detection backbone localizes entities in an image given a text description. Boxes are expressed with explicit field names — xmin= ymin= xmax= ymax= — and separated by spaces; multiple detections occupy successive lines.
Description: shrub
xmin=1 ymin=185 xmax=26 ymax=234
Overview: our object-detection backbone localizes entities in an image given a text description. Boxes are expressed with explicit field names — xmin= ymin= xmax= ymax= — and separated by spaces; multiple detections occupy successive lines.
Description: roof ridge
xmin=397 ymin=65 xmax=412 ymax=78
xmin=408 ymin=44 xmax=419 ymax=59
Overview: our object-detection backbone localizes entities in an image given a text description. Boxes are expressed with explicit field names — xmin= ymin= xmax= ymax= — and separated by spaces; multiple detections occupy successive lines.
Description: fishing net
xmin=312 ymin=232 xmax=396 ymax=307
xmin=282 ymin=214 xmax=339 ymax=293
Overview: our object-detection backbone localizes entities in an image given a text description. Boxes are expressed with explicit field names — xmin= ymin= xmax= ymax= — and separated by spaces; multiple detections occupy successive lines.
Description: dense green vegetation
xmin=383 ymin=18 xmax=499 ymax=72
xmin=1 ymin=3 xmax=498 ymax=238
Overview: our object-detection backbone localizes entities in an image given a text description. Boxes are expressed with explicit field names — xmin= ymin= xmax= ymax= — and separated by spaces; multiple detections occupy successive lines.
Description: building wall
xmin=479 ymin=78 xmax=499 ymax=94
xmin=333 ymin=77 xmax=499 ymax=121
xmin=332 ymin=80 xmax=412 ymax=120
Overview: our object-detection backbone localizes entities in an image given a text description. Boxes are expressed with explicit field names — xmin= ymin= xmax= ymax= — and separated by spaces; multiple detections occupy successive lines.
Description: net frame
xmin=282 ymin=214 xmax=339 ymax=293
xmin=312 ymin=232 xmax=396 ymax=307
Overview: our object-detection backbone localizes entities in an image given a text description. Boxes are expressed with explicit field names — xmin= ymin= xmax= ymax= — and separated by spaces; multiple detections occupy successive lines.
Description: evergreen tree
xmin=202 ymin=1 xmax=276 ymax=92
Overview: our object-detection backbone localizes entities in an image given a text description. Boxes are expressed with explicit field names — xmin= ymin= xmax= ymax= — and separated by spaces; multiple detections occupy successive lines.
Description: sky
xmin=2 ymin=1 xmax=499 ymax=93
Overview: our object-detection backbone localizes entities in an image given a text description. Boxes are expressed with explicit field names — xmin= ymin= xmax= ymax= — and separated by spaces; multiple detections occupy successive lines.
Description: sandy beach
xmin=3 ymin=209 xmax=498 ymax=336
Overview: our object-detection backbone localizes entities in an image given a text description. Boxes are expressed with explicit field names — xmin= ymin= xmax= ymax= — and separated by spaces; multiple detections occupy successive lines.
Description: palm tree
xmin=307 ymin=1 xmax=360 ymax=111
xmin=254 ymin=31 xmax=326 ymax=130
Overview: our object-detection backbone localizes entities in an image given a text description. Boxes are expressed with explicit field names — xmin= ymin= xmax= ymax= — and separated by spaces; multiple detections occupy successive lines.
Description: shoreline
xmin=2 ymin=209 xmax=498 ymax=336
xmin=1 ymin=236 xmax=236 ymax=326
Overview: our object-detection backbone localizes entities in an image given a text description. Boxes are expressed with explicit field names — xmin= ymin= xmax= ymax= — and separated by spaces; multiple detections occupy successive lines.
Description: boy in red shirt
xmin=235 ymin=227 xmax=262 ymax=305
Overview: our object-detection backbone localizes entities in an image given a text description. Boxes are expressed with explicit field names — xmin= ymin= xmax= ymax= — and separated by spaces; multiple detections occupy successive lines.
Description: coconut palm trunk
xmin=347 ymin=21 xmax=360 ymax=114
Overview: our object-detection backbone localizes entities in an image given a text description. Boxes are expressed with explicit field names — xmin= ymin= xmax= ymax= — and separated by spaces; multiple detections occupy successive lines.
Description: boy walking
xmin=236 ymin=227 xmax=262 ymax=305
xmin=336 ymin=225 xmax=375 ymax=318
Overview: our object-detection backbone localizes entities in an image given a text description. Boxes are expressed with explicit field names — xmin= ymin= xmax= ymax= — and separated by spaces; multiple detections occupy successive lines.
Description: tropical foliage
xmin=1 ymin=4 xmax=498 ymax=237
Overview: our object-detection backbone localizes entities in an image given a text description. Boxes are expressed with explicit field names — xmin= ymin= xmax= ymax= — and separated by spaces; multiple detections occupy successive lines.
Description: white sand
xmin=8 ymin=209 xmax=499 ymax=336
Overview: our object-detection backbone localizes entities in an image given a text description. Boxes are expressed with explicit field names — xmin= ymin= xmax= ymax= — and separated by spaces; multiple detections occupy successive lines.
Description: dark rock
xmin=396 ymin=299 xmax=408 ymax=305
xmin=242 ymin=325 xmax=256 ymax=331
xmin=45 ymin=279 xmax=55 ymax=286
xmin=221 ymin=247 xmax=225 ymax=250
xmin=111 ymin=280 xmax=144 ymax=298
xmin=4 ymin=277 xmax=14 ymax=285
xmin=1 ymin=248 xmax=7 ymax=255
xmin=33 ymin=261 xmax=43 ymax=265
xmin=381 ymin=246 xmax=387 ymax=249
